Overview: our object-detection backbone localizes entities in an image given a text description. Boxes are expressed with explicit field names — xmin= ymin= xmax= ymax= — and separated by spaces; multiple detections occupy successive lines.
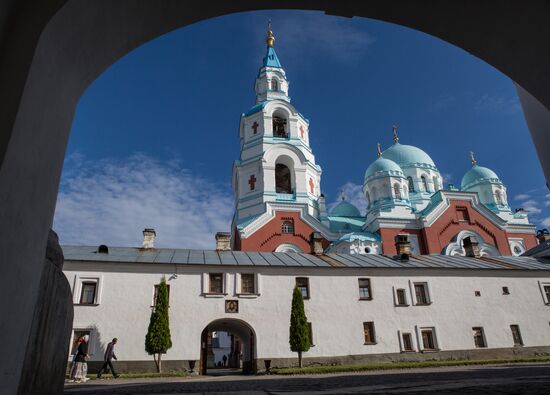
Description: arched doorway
xmin=200 ymin=318 xmax=256 ymax=375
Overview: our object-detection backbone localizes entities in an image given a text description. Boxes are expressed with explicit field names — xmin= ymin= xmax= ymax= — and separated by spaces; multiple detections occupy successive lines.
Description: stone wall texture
xmin=17 ymin=230 xmax=74 ymax=395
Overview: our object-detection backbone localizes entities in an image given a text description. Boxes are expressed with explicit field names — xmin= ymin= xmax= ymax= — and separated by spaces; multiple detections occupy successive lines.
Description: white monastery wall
xmin=64 ymin=262 xmax=550 ymax=364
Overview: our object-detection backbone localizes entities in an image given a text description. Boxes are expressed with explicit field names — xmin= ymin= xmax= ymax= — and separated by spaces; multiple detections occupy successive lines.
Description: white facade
xmin=64 ymin=256 xmax=550 ymax=370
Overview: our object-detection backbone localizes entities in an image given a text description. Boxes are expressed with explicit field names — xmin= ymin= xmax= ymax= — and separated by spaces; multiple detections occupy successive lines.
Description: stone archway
xmin=200 ymin=318 xmax=256 ymax=375
xmin=3 ymin=1 xmax=550 ymax=392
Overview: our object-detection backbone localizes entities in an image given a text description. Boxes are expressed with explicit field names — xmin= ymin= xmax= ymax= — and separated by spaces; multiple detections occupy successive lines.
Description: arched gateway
xmin=200 ymin=319 xmax=256 ymax=375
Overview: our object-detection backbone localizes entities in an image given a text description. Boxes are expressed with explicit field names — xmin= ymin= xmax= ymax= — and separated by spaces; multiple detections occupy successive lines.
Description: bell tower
xmin=231 ymin=24 xmax=327 ymax=252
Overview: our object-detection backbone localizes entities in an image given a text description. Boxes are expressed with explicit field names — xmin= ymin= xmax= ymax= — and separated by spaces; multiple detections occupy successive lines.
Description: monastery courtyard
xmin=64 ymin=362 xmax=550 ymax=394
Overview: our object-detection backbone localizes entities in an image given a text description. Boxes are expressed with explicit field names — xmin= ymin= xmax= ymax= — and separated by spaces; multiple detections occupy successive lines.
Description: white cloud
xmin=433 ymin=94 xmax=456 ymax=111
xmin=328 ymin=182 xmax=367 ymax=215
xmin=54 ymin=154 xmax=234 ymax=249
xmin=514 ymin=193 xmax=531 ymax=201
xmin=474 ymin=93 xmax=520 ymax=115
xmin=520 ymin=199 xmax=542 ymax=214
xmin=542 ymin=217 xmax=550 ymax=227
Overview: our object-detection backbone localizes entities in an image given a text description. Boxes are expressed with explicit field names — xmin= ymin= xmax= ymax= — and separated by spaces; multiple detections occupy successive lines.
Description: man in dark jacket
xmin=97 ymin=338 xmax=119 ymax=378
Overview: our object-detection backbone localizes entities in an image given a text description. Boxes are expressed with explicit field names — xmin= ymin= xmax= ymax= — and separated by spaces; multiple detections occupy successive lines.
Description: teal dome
xmin=382 ymin=143 xmax=436 ymax=168
xmin=331 ymin=200 xmax=361 ymax=217
xmin=364 ymin=157 xmax=403 ymax=180
xmin=461 ymin=165 xmax=501 ymax=189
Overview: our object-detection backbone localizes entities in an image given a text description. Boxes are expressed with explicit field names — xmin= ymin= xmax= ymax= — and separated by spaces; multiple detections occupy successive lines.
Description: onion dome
xmin=331 ymin=199 xmax=361 ymax=217
xmin=364 ymin=157 xmax=403 ymax=181
xmin=461 ymin=152 xmax=501 ymax=190
xmin=382 ymin=143 xmax=436 ymax=168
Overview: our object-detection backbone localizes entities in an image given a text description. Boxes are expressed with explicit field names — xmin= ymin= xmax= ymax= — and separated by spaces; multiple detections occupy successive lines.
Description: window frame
xmin=296 ymin=277 xmax=310 ymax=299
xmin=510 ymin=324 xmax=524 ymax=346
xmin=411 ymin=281 xmax=431 ymax=306
xmin=398 ymin=331 xmax=415 ymax=352
xmin=281 ymin=220 xmax=294 ymax=234
xmin=79 ymin=281 xmax=97 ymax=305
xmin=240 ymin=273 xmax=255 ymax=295
xmin=363 ymin=321 xmax=377 ymax=345
xmin=73 ymin=276 xmax=102 ymax=305
xmin=472 ymin=327 xmax=487 ymax=348
xmin=418 ymin=327 xmax=438 ymax=352
xmin=209 ymin=273 xmax=225 ymax=295
xmin=307 ymin=322 xmax=314 ymax=346
xmin=394 ymin=287 xmax=409 ymax=306
xmin=538 ymin=282 xmax=550 ymax=305
xmin=358 ymin=278 xmax=372 ymax=300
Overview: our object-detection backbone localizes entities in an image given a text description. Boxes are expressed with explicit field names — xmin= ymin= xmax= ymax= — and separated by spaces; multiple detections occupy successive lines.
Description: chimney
xmin=215 ymin=232 xmax=232 ymax=251
xmin=395 ymin=234 xmax=411 ymax=259
xmin=142 ymin=228 xmax=156 ymax=249
xmin=537 ymin=229 xmax=550 ymax=244
xmin=310 ymin=232 xmax=324 ymax=255
xmin=463 ymin=236 xmax=481 ymax=258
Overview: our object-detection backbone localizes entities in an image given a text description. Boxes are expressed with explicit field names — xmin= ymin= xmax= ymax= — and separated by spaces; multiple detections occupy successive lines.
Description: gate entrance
xmin=200 ymin=319 xmax=256 ymax=375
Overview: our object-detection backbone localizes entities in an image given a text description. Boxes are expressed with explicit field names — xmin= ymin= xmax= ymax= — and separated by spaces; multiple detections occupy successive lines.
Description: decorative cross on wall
xmin=252 ymin=122 xmax=259 ymax=134
xmin=248 ymin=174 xmax=257 ymax=190
xmin=299 ymin=125 xmax=305 ymax=138
xmin=309 ymin=178 xmax=315 ymax=194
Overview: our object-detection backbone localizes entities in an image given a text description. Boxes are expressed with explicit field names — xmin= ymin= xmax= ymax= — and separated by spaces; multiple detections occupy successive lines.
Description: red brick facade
xmin=380 ymin=200 xmax=537 ymax=256
xmin=234 ymin=211 xmax=329 ymax=252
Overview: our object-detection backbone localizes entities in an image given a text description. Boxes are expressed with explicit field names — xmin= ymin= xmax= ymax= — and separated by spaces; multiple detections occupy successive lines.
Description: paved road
xmin=64 ymin=362 xmax=550 ymax=394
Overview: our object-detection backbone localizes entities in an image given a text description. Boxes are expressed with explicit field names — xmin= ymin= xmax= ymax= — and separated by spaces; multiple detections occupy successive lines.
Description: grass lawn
xmin=271 ymin=355 xmax=550 ymax=375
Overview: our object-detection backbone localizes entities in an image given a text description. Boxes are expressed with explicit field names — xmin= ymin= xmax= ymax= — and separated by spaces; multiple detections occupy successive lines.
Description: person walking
xmin=222 ymin=354 xmax=227 ymax=367
xmin=74 ymin=335 xmax=90 ymax=383
xmin=97 ymin=338 xmax=119 ymax=378
xmin=68 ymin=336 xmax=84 ymax=382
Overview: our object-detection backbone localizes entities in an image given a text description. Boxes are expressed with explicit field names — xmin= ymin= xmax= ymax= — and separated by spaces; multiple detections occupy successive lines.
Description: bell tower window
xmin=275 ymin=164 xmax=293 ymax=194
xmin=270 ymin=79 xmax=279 ymax=91
xmin=272 ymin=116 xmax=288 ymax=138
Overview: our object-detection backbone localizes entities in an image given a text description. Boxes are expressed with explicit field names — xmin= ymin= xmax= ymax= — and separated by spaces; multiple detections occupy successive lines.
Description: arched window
xmin=433 ymin=176 xmax=439 ymax=191
xmin=272 ymin=116 xmax=288 ymax=138
xmin=282 ymin=221 xmax=294 ymax=234
xmin=495 ymin=190 xmax=503 ymax=205
xmin=393 ymin=184 xmax=402 ymax=199
xmin=407 ymin=177 xmax=415 ymax=193
xmin=270 ymin=79 xmax=278 ymax=91
xmin=365 ymin=191 xmax=371 ymax=206
xmin=421 ymin=176 xmax=428 ymax=192
xmin=275 ymin=163 xmax=292 ymax=194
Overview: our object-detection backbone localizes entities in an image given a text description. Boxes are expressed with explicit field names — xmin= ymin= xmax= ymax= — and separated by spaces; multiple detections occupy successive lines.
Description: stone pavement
xmin=64 ymin=362 xmax=550 ymax=394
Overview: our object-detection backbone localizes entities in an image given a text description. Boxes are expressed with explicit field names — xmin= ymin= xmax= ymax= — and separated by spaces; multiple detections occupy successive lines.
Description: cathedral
xmin=61 ymin=27 xmax=550 ymax=375
xmin=230 ymin=27 xmax=537 ymax=257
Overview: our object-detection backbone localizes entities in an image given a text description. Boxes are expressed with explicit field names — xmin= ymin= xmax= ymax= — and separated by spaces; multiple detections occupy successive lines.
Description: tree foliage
xmin=145 ymin=277 xmax=172 ymax=372
xmin=289 ymin=285 xmax=310 ymax=367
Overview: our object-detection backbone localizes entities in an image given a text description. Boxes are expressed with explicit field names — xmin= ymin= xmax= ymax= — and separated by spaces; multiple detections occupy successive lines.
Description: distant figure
xmin=222 ymin=354 xmax=227 ymax=367
xmin=97 ymin=338 xmax=119 ymax=378
xmin=73 ymin=335 xmax=90 ymax=383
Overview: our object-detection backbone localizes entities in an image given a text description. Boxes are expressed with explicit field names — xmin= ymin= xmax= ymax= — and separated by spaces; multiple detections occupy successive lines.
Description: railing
xmin=276 ymin=193 xmax=296 ymax=201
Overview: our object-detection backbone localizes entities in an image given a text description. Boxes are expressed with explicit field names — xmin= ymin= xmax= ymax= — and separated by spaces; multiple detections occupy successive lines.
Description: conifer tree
xmin=289 ymin=285 xmax=310 ymax=368
xmin=145 ymin=277 xmax=172 ymax=372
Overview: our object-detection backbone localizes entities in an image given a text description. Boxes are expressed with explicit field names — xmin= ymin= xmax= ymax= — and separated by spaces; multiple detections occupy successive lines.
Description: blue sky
xmin=54 ymin=10 xmax=550 ymax=248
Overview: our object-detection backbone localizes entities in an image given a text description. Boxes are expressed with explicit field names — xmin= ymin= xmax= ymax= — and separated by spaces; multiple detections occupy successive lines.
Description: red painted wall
xmin=379 ymin=200 xmax=535 ymax=256
xmin=234 ymin=211 xmax=329 ymax=252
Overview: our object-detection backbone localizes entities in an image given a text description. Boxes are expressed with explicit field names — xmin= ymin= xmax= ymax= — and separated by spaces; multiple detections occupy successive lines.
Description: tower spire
xmin=266 ymin=20 xmax=275 ymax=47
xmin=470 ymin=151 xmax=477 ymax=166
xmin=392 ymin=125 xmax=399 ymax=144
xmin=377 ymin=143 xmax=382 ymax=158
